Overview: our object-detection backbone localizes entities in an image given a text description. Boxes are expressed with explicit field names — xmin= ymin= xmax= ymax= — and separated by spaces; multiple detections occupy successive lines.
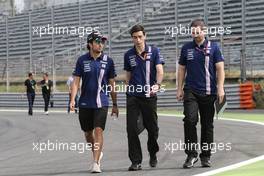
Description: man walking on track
xmin=124 ymin=24 xmax=164 ymax=171
xmin=177 ymin=19 xmax=225 ymax=168
xmin=39 ymin=73 xmax=53 ymax=115
xmin=70 ymin=31 xmax=119 ymax=173
xmin=24 ymin=72 xmax=36 ymax=116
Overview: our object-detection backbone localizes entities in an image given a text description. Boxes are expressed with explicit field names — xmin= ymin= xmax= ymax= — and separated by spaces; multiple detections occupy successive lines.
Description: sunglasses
xmin=94 ymin=38 xmax=106 ymax=44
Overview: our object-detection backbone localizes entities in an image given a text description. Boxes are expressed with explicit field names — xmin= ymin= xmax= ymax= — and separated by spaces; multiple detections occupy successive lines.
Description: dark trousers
xmin=43 ymin=93 xmax=50 ymax=112
xmin=27 ymin=93 xmax=35 ymax=114
xmin=126 ymin=94 xmax=159 ymax=164
xmin=183 ymin=89 xmax=216 ymax=158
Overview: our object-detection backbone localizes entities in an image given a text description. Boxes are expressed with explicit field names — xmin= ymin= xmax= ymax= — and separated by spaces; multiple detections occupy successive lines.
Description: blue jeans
xmin=43 ymin=93 xmax=50 ymax=112
xmin=27 ymin=93 xmax=35 ymax=114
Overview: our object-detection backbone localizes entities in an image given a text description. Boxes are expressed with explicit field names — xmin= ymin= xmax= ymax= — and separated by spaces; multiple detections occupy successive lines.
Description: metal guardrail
xmin=0 ymin=84 xmax=242 ymax=109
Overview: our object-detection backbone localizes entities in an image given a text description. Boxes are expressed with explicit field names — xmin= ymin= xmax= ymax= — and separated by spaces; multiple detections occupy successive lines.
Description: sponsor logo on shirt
xmin=83 ymin=61 xmax=91 ymax=72
xmin=129 ymin=55 xmax=137 ymax=67
xmin=187 ymin=49 xmax=194 ymax=60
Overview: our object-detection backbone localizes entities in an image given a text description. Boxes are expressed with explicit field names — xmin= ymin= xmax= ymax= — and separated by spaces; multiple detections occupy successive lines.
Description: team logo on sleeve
xmin=100 ymin=60 xmax=107 ymax=69
xmin=158 ymin=51 xmax=164 ymax=63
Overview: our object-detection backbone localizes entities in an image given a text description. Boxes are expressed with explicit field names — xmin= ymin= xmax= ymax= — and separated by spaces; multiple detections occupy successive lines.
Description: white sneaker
xmin=89 ymin=152 xmax=103 ymax=170
xmin=45 ymin=111 xmax=49 ymax=115
xmin=91 ymin=162 xmax=101 ymax=173
xmin=98 ymin=152 xmax=103 ymax=167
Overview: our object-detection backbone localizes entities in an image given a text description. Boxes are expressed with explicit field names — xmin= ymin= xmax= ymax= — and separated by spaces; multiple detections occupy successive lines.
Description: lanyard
xmin=195 ymin=41 xmax=210 ymax=56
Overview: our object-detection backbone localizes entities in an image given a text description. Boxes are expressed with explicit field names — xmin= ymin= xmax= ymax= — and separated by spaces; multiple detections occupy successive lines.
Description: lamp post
xmin=2 ymin=12 xmax=10 ymax=92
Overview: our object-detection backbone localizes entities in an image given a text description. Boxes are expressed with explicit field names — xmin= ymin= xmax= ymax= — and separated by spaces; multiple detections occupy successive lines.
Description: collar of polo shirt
xmin=87 ymin=52 xmax=104 ymax=60
xmin=133 ymin=43 xmax=149 ymax=58
xmin=193 ymin=38 xmax=208 ymax=48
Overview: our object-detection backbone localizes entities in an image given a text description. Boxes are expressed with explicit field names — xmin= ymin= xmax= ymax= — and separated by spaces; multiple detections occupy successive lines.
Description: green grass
xmin=0 ymin=84 xmax=25 ymax=92
xmin=162 ymin=81 xmax=176 ymax=89
xmin=214 ymin=160 xmax=264 ymax=176
xmin=156 ymin=109 xmax=264 ymax=123
xmin=158 ymin=109 xmax=182 ymax=115
xmin=222 ymin=112 xmax=264 ymax=123
xmin=0 ymin=84 xmax=69 ymax=93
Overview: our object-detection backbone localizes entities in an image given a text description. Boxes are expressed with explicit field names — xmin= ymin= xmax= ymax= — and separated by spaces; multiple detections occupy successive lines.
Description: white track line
xmin=193 ymin=155 xmax=264 ymax=176
xmin=219 ymin=118 xmax=264 ymax=126
xmin=158 ymin=113 xmax=264 ymax=176
xmin=1 ymin=109 xmax=264 ymax=176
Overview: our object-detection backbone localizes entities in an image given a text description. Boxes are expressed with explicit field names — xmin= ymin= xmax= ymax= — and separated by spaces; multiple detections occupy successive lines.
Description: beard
xmin=194 ymin=36 xmax=204 ymax=42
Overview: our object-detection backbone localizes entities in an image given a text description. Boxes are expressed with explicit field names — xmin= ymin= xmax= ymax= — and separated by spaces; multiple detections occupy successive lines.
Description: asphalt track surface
xmin=0 ymin=110 xmax=263 ymax=176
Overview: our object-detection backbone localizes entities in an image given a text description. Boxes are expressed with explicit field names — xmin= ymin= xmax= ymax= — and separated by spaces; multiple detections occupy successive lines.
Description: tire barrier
xmin=239 ymin=82 xmax=256 ymax=109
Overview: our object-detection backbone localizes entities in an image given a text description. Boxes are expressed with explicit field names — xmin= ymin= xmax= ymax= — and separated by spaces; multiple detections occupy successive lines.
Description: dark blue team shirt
xmin=124 ymin=44 xmax=165 ymax=97
xmin=179 ymin=39 xmax=224 ymax=95
xmin=74 ymin=53 xmax=116 ymax=108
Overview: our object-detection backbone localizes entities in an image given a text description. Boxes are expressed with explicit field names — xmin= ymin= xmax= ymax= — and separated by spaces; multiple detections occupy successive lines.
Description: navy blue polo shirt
xmin=179 ymin=39 xmax=224 ymax=95
xmin=124 ymin=44 xmax=165 ymax=97
xmin=74 ymin=53 xmax=116 ymax=108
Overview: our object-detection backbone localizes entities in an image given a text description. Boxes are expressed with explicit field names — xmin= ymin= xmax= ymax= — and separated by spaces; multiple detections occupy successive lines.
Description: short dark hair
xmin=190 ymin=19 xmax=206 ymax=28
xmin=28 ymin=72 xmax=33 ymax=77
xmin=129 ymin=24 xmax=145 ymax=36
xmin=87 ymin=43 xmax=90 ymax=50
xmin=43 ymin=72 xmax=48 ymax=77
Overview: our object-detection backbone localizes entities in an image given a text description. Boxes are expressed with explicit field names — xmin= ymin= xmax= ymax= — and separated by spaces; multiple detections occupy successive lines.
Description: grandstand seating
xmin=0 ymin=0 xmax=263 ymax=82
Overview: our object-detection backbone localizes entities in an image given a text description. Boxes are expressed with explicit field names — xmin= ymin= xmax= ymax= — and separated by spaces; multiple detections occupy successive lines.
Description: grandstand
xmin=0 ymin=0 xmax=264 ymax=89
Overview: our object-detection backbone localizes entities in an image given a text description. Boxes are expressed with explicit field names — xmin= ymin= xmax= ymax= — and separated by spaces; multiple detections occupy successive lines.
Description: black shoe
xmin=149 ymin=154 xmax=158 ymax=167
xmin=201 ymin=157 xmax=211 ymax=167
xmin=128 ymin=164 xmax=142 ymax=171
xmin=183 ymin=156 xmax=198 ymax=169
